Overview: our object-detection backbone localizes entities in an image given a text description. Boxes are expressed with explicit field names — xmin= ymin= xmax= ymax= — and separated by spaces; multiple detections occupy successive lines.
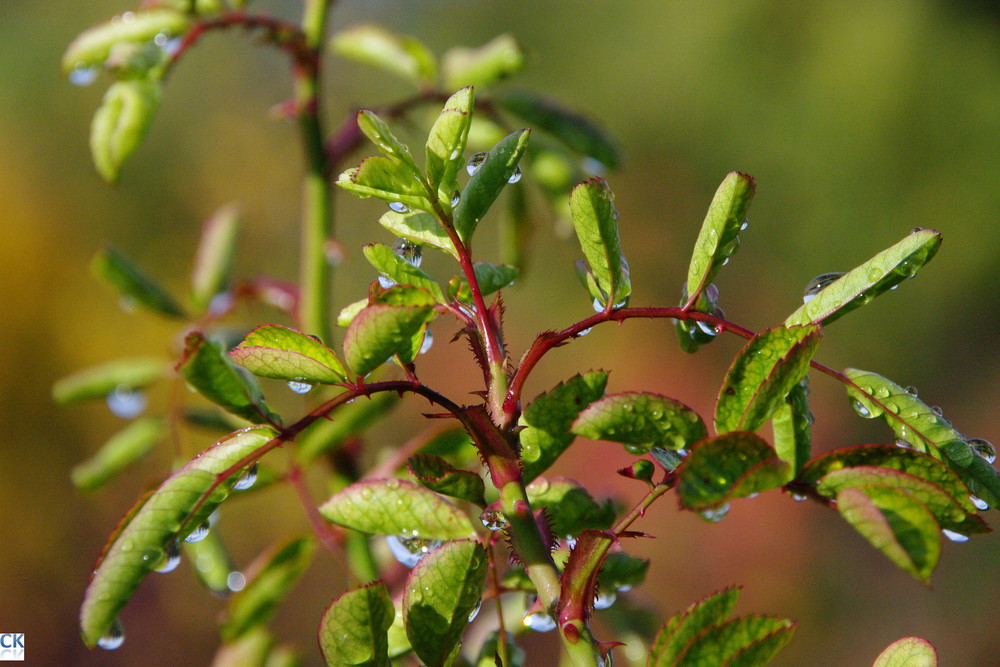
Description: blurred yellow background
xmin=2 ymin=1 xmax=999 ymax=664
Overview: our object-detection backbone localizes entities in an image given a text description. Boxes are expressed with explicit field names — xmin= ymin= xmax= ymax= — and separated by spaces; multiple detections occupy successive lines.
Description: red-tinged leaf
xmin=873 ymin=636 xmax=938 ymax=667
xmin=319 ymin=581 xmax=394 ymax=667
xmin=677 ymin=432 xmax=791 ymax=512
xmin=230 ymin=324 xmax=347 ymax=384
xmin=649 ymin=587 xmax=741 ymax=666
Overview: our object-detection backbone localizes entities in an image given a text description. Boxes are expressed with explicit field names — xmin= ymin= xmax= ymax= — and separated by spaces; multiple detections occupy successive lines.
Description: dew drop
xmin=895 ymin=438 xmax=913 ymax=450
xmin=154 ymin=31 xmax=170 ymax=47
xmin=154 ymin=541 xmax=181 ymax=574
xmin=69 ymin=63 xmax=98 ymax=86
xmin=233 ymin=463 xmax=258 ymax=491
xmin=392 ymin=237 xmax=423 ymax=268
xmin=449 ymin=149 xmax=461 ymax=161
xmin=968 ymin=438 xmax=996 ymax=464
xmin=905 ymin=386 xmax=918 ymax=397
xmin=577 ymin=327 xmax=592 ymax=337
xmin=378 ymin=275 xmax=397 ymax=289
xmin=623 ymin=443 xmax=645 ymax=455
xmin=107 ymin=386 xmax=147 ymax=419
xmin=97 ymin=619 xmax=125 ymax=650
xmin=802 ymin=272 xmax=845 ymax=303
xmin=385 ymin=478 xmax=400 ymax=490
xmin=385 ymin=535 xmax=441 ymax=568
xmin=693 ymin=321 xmax=719 ymax=337
xmin=450 ymin=190 xmax=461 ymax=207
xmin=388 ymin=201 xmax=409 ymax=213
xmin=867 ymin=267 xmax=883 ymax=282
xmin=970 ymin=495 xmax=989 ymax=511
xmin=419 ymin=329 xmax=434 ymax=355
xmin=522 ymin=611 xmax=556 ymax=632
xmin=466 ymin=152 xmax=488 ymax=175
xmin=184 ymin=521 xmax=210 ymax=544
xmin=479 ymin=508 xmax=507 ymax=531
xmin=740 ymin=218 xmax=749 ymax=231
xmin=594 ymin=591 xmax=617 ymax=610
xmin=227 ymin=571 xmax=246 ymax=592
xmin=698 ymin=502 xmax=730 ymax=523
xmin=942 ymin=529 xmax=969 ymax=543
xmin=791 ymin=492 xmax=807 ymax=502
xmin=359 ymin=486 xmax=374 ymax=500
xmin=592 ymin=297 xmax=605 ymax=313
xmin=507 ymin=166 xmax=523 ymax=184
xmin=287 ymin=380 xmax=313 ymax=394
xmin=468 ymin=599 xmax=483 ymax=622
xmin=851 ymin=400 xmax=873 ymax=418
xmin=930 ymin=405 xmax=944 ymax=417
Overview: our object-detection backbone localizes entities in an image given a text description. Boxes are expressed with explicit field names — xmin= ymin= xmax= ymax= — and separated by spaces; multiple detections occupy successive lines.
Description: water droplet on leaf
xmin=392 ymin=237 xmax=423 ymax=267
xmin=507 ymin=166 xmax=522 ymax=184
xmin=97 ymin=619 xmax=125 ymax=650
xmin=466 ymin=152 xmax=487 ymax=175
xmin=594 ymin=591 xmax=617 ymax=610
xmin=450 ymin=190 xmax=460 ymax=207
xmin=385 ymin=535 xmax=441 ymax=568
xmin=154 ymin=541 xmax=181 ymax=574
xmin=942 ymin=529 xmax=969 ymax=543
xmin=905 ymin=386 xmax=918 ymax=397
xmin=802 ymin=272 xmax=845 ymax=303
xmin=69 ymin=63 xmax=98 ymax=86
xmin=698 ymin=502 xmax=730 ymax=523
xmin=385 ymin=478 xmax=400 ymax=489
xmin=851 ymin=400 xmax=878 ymax=418
xmin=522 ymin=611 xmax=556 ymax=632
xmin=378 ymin=275 xmax=397 ymax=289
xmin=740 ymin=218 xmax=749 ymax=231
xmin=419 ymin=329 xmax=434 ymax=354
xmin=107 ymin=386 xmax=147 ymax=419
xmin=970 ymin=495 xmax=989 ymax=511
xmin=479 ymin=508 xmax=507 ymax=531
xmin=968 ymin=438 xmax=996 ymax=464
xmin=233 ymin=463 xmax=258 ymax=491
xmin=449 ymin=149 xmax=461 ymax=160
xmin=931 ymin=405 xmax=944 ymax=417
xmin=184 ymin=521 xmax=210 ymax=544
xmin=468 ymin=599 xmax=483 ymax=622
xmin=388 ymin=201 xmax=409 ymax=213
xmin=867 ymin=267 xmax=883 ymax=282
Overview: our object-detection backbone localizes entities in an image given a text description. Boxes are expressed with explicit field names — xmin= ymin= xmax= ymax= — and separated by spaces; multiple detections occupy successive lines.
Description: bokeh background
xmin=3 ymin=1 xmax=999 ymax=664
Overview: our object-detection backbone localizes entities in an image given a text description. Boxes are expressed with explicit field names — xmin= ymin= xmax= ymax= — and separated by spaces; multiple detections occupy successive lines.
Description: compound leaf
xmin=91 ymin=245 xmax=185 ymax=318
xmin=685 ymin=171 xmax=755 ymax=304
xmin=715 ymin=325 xmax=822 ymax=434
xmin=569 ymin=177 xmax=630 ymax=309
xmin=836 ymin=485 xmax=940 ymax=583
xmin=177 ymin=332 xmax=278 ymax=424
xmin=403 ymin=540 xmax=487 ymax=667
xmin=519 ymin=371 xmax=609 ymax=483
xmin=678 ymin=432 xmax=791 ymax=511
xmin=454 ymin=129 xmax=530 ymax=242
xmin=230 ymin=324 xmax=348 ymax=384
xmin=319 ymin=581 xmax=394 ymax=667
xmin=319 ymin=479 xmax=475 ymax=540
xmin=785 ymin=229 xmax=941 ymax=327
xmin=571 ymin=392 xmax=707 ymax=454
xmin=80 ymin=425 xmax=277 ymax=647
xmin=221 ymin=537 xmax=316 ymax=642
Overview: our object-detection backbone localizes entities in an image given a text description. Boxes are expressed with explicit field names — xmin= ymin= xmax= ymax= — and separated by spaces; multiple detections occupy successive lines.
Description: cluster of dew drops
xmin=69 ymin=12 xmax=183 ymax=87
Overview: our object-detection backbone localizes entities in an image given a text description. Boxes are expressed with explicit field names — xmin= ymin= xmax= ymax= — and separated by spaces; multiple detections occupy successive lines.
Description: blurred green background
xmin=3 ymin=0 xmax=999 ymax=664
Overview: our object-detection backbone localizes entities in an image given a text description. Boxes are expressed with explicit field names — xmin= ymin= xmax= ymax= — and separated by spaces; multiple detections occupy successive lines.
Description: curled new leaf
xmin=62 ymin=9 xmax=191 ymax=73
xmin=785 ymin=229 xmax=941 ymax=327
xmin=403 ymin=539 xmax=487 ymax=667
xmin=319 ymin=581 xmax=395 ymax=667
xmin=229 ymin=324 xmax=348 ymax=385
xmin=454 ymin=129 xmax=531 ymax=242
xmin=356 ymin=110 xmax=424 ymax=179
xmin=715 ymin=325 xmax=822 ymax=434
xmin=319 ymin=479 xmax=476 ymax=540
xmin=426 ymin=87 xmax=474 ymax=199
xmin=684 ymin=171 xmax=755 ymax=305
xmin=330 ymin=23 xmax=436 ymax=87
xmin=571 ymin=392 xmax=707 ymax=454
xmin=90 ymin=78 xmax=162 ymax=182
xmin=80 ymin=425 xmax=277 ymax=647
xmin=52 ymin=356 xmax=168 ymax=406
xmin=678 ymin=432 xmax=791 ymax=511
xmin=221 ymin=537 xmax=316 ymax=641
xmin=91 ymin=245 xmax=185 ymax=318
xmin=569 ymin=177 xmax=630 ymax=309
xmin=336 ymin=157 xmax=431 ymax=212
xmin=442 ymin=34 xmax=523 ymax=90
xmin=72 ymin=417 xmax=165 ymax=491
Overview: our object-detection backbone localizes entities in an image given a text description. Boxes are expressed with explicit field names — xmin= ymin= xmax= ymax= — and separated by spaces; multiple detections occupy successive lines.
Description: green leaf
xmin=329 ymin=23 xmax=436 ymax=87
xmin=442 ymin=34 xmax=524 ymax=90
xmin=190 ymin=203 xmax=240 ymax=313
xmin=362 ymin=243 xmax=445 ymax=301
xmin=337 ymin=298 xmax=369 ymax=328
xmin=684 ymin=172 xmax=755 ymax=304
xmin=72 ymin=417 xmax=165 ymax=491
xmin=569 ymin=177 xmax=631 ymax=308
xmin=843 ymin=369 xmax=1000 ymax=506
xmin=319 ymin=581 xmax=394 ymax=667
xmin=183 ymin=524 xmax=236 ymax=596
xmin=319 ymin=479 xmax=476 ymax=540
xmin=80 ymin=425 xmax=277 ymax=647
xmin=221 ymin=537 xmax=316 ymax=641
xmin=90 ymin=78 xmax=162 ymax=182
xmin=494 ymin=89 xmax=620 ymax=169
xmin=873 ymin=637 xmax=938 ymax=667
xmin=836 ymin=485 xmax=940 ymax=583
xmin=62 ymin=9 xmax=191 ymax=73
xmin=519 ymin=372 xmax=609 ymax=483
xmin=386 ymin=600 xmax=412 ymax=659
xmin=212 ymin=627 xmax=275 ymax=667
xmin=799 ymin=445 xmax=977 ymax=515
xmin=649 ymin=587 xmax=740 ymax=667
xmin=52 ymin=356 xmax=167 ymax=406
xmin=403 ymin=540 xmax=488 ymax=667
xmin=229 ymin=325 xmax=348 ymax=385
xmin=453 ymin=129 xmax=530 ymax=242
xmin=785 ymin=229 xmax=941 ymax=327
xmin=676 ymin=615 xmax=796 ymax=666
xmin=296 ymin=392 xmax=398 ymax=463
xmin=525 ymin=478 xmax=615 ymax=537
xmin=715 ymin=325 xmax=822 ymax=434
xmin=356 ymin=110 xmax=424 ymax=180
xmin=379 ymin=210 xmax=458 ymax=259
xmin=678 ymin=432 xmax=791 ymax=511
xmin=407 ymin=454 xmax=487 ymax=506
xmin=336 ymin=157 xmax=431 ymax=212
xmin=675 ymin=285 xmax=724 ymax=355
xmin=90 ymin=245 xmax=185 ymax=318
xmin=426 ymin=87 xmax=475 ymax=199
xmin=176 ymin=332 xmax=278 ymax=424
xmin=343 ymin=303 xmax=435 ymax=376
xmin=571 ymin=392 xmax=707 ymax=454
xmin=449 ymin=263 xmax=519 ymax=302
xmin=597 ymin=552 xmax=650 ymax=593
xmin=771 ymin=379 xmax=812 ymax=476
